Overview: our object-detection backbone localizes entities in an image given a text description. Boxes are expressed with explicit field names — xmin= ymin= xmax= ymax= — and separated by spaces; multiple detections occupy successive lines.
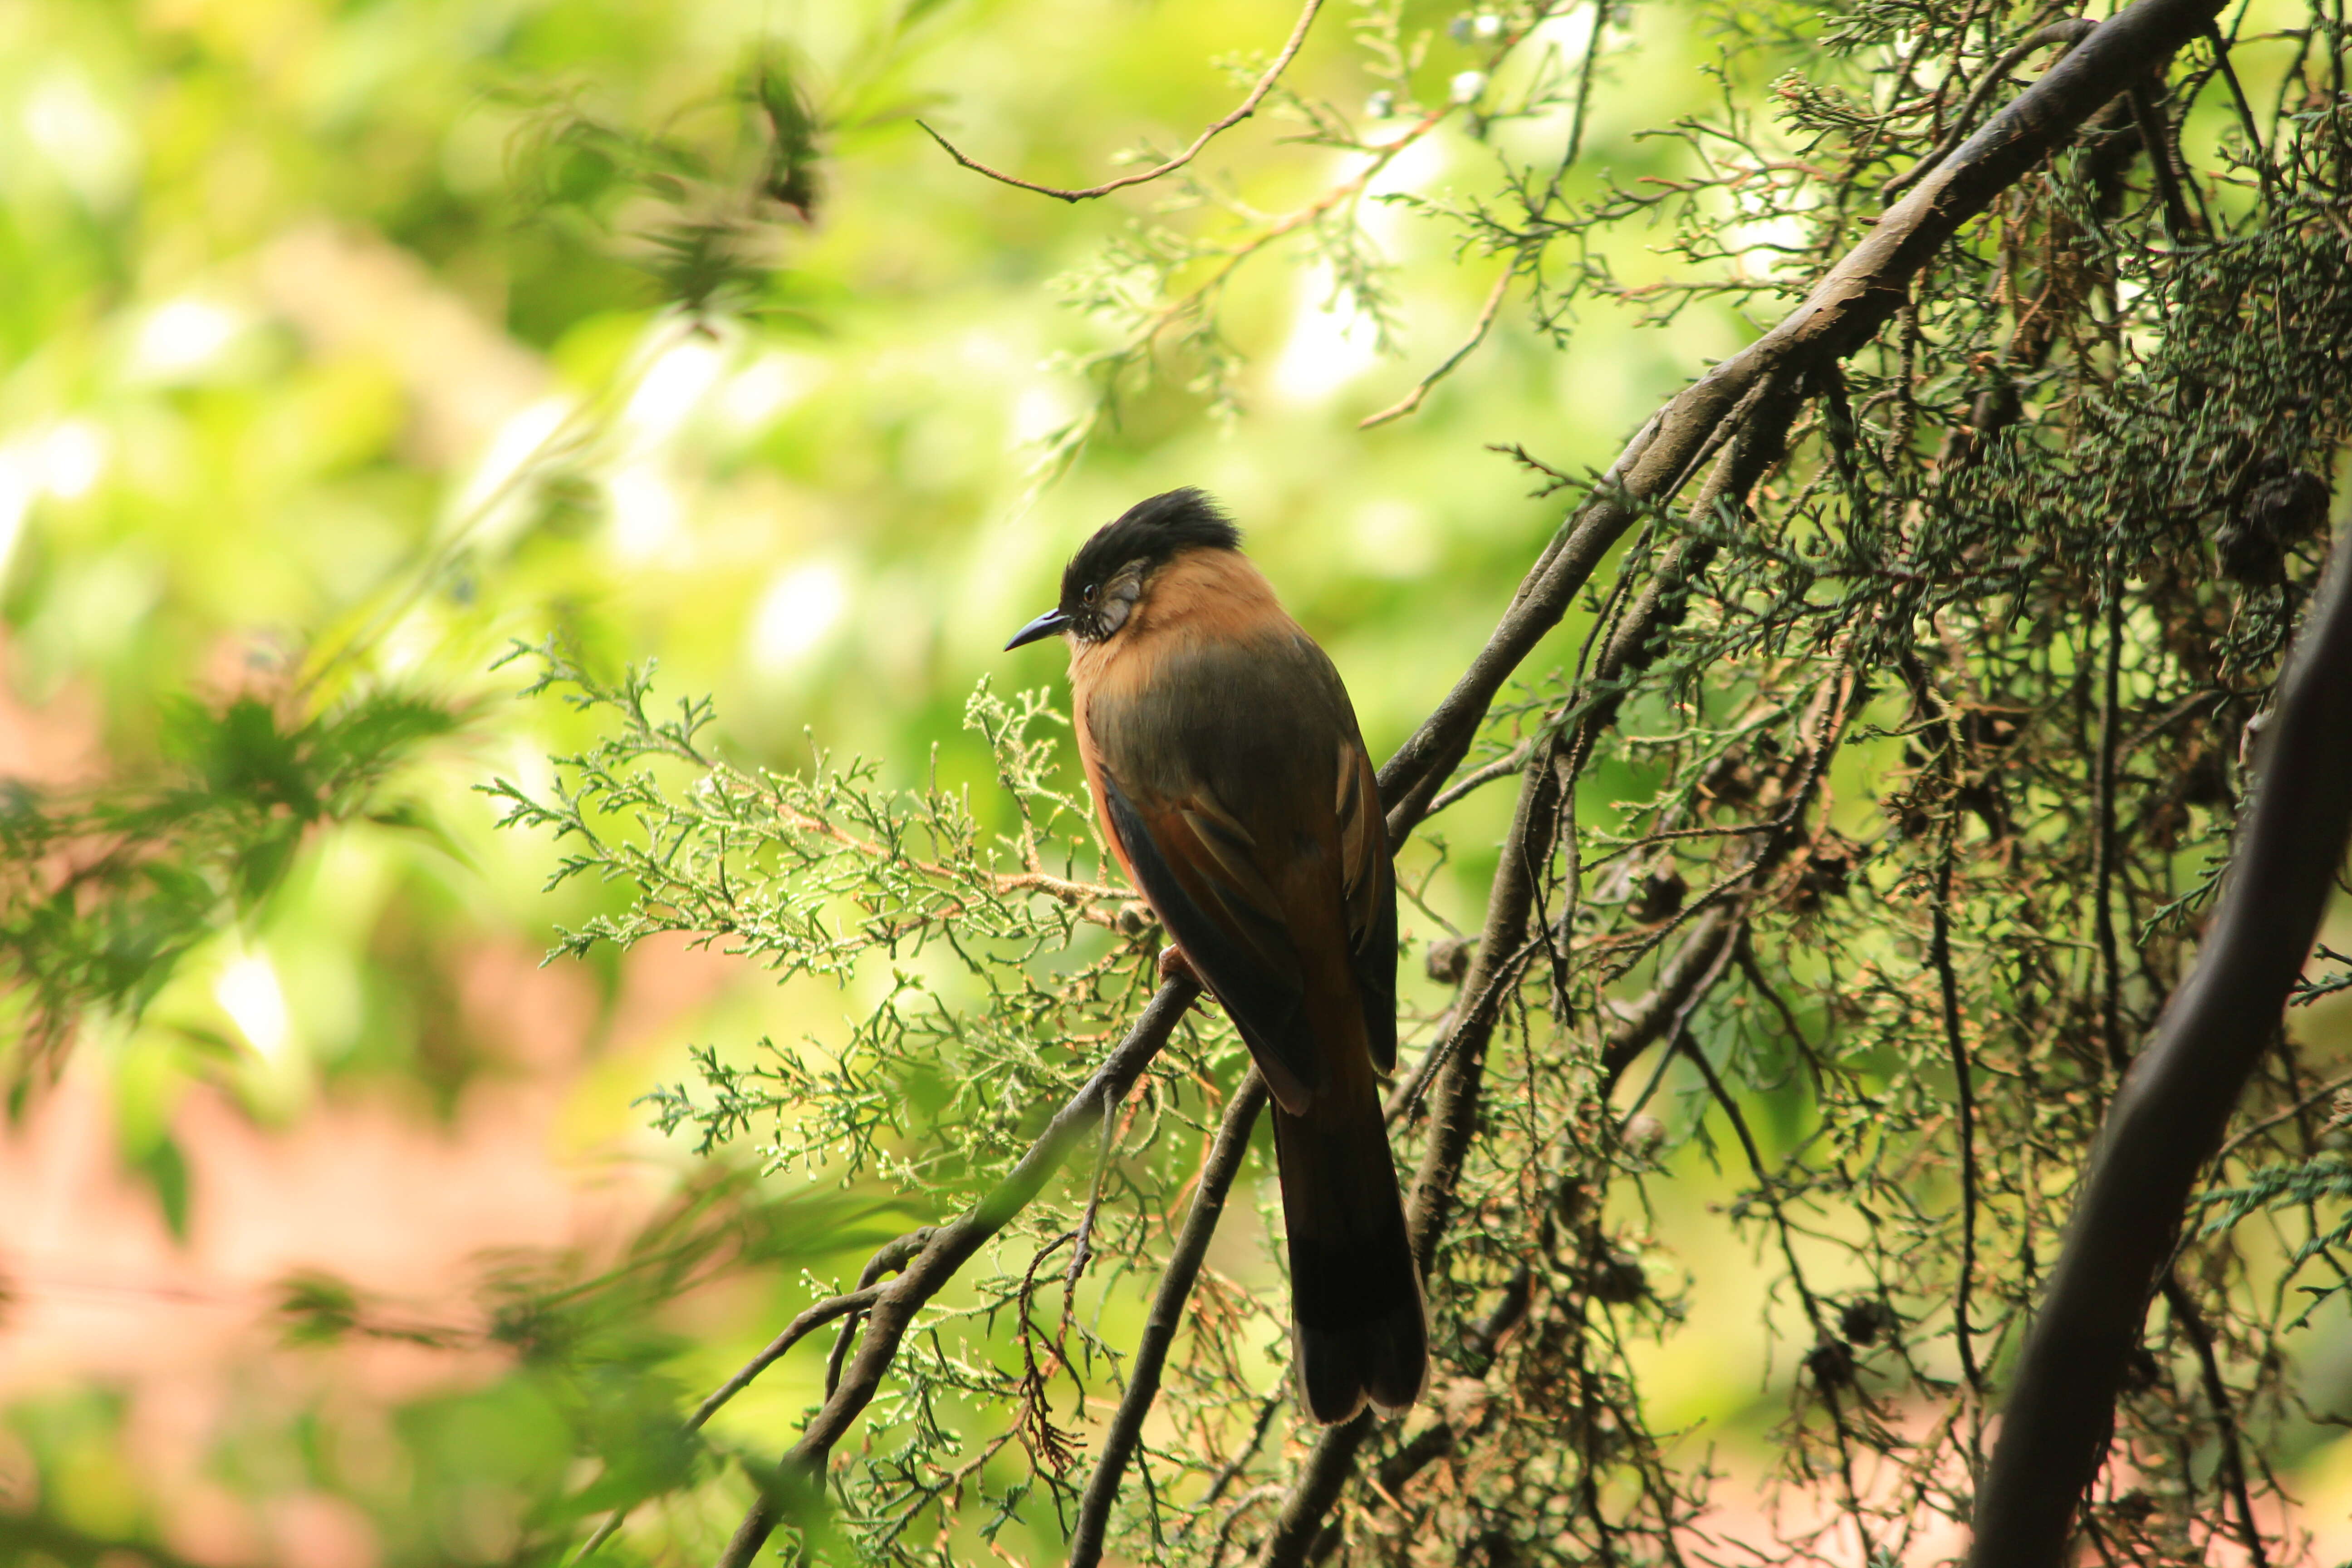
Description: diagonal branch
xmin=1376 ymin=0 xmax=2238 ymax=838
xmin=1964 ymin=523 xmax=2352 ymax=1565
xmin=916 ymin=0 xmax=1325 ymax=203
xmin=713 ymin=975 xmax=1201 ymax=1568
xmin=1358 ymin=262 xmax=1517 ymax=430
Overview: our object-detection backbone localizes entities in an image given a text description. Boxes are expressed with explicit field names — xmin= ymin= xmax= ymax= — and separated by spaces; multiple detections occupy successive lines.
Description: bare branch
xmin=688 ymin=1284 xmax=886 ymax=1433
xmin=915 ymin=0 xmax=1325 ymax=203
xmin=691 ymin=1227 xmax=937 ymax=1433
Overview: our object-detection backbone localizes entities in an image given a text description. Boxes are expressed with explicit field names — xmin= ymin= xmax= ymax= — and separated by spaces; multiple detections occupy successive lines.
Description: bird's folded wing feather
xmin=1095 ymin=768 xmax=1322 ymax=1112
xmin=1336 ymin=737 xmax=1399 ymax=1073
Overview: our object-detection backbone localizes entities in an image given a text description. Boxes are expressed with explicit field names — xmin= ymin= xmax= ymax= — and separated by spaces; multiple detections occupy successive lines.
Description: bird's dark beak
xmin=1004 ymin=607 xmax=1071 ymax=651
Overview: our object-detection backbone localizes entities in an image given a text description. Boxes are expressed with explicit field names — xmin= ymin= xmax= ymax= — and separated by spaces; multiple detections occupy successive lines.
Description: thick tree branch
xmin=1965 ymin=521 xmax=2352 ymax=1568
xmin=1381 ymin=0 xmax=2225 ymax=834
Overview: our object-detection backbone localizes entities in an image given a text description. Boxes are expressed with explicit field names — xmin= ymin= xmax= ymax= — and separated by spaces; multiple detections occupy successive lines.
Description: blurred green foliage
xmin=0 ymin=0 xmax=1695 ymax=1558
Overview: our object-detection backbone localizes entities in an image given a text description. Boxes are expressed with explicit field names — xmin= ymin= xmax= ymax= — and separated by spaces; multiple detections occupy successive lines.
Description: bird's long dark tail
xmin=1271 ymin=1079 xmax=1429 ymax=1424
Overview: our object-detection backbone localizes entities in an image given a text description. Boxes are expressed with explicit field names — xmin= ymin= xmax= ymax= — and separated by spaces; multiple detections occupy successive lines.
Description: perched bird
xmin=1006 ymin=488 xmax=1428 ymax=1423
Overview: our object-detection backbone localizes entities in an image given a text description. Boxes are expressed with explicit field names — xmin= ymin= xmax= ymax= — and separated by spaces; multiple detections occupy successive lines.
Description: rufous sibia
xmin=1006 ymin=488 xmax=1429 ymax=1424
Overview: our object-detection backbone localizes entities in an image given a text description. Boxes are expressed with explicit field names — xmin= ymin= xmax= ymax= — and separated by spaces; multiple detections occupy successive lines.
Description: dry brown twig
xmin=913 ymin=0 xmax=1326 ymax=203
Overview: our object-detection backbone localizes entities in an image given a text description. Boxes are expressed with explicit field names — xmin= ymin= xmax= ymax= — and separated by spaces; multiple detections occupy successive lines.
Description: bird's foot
xmin=1156 ymin=945 xmax=1200 ymax=986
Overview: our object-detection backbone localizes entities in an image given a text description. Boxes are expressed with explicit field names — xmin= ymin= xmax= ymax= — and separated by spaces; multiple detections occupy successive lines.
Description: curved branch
xmin=1358 ymin=262 xmax=1516 ymax=430
xmin=916 ymin=0 xmax=1325 ymax=203
xmin=691 ymin=1227 xmax=936 ymax=1432
xmin=688 ymin=1284 xmax=887 ymax=1432
xmin=1965 ymin=521 xmax=2352 ymax=1567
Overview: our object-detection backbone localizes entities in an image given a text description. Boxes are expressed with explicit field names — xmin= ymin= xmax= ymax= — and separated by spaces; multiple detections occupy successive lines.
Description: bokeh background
xmin=3 ymin=0 xmax=2347 ymax=1563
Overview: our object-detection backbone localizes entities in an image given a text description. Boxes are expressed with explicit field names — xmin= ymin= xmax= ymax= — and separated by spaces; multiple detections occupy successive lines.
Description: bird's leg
xmin=1156 ymin=944 xmax=1200 ymax=985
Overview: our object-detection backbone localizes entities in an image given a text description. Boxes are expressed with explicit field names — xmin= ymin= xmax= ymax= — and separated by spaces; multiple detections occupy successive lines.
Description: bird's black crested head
xmin=1003 ymin=488 xmax=1245 ymax=652
xmin=1062 ymin=489 xmax=1240 ymax=600
xmin=1051 ymin=488 xmax=1242 ymax=641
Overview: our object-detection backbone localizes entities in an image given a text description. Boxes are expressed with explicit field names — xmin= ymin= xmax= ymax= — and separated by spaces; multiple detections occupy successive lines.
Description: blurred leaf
xmin=129 ymin=1132 xmax=191 ymax=1242
xmin=0 ymin=686 xmax=466 ymax=1072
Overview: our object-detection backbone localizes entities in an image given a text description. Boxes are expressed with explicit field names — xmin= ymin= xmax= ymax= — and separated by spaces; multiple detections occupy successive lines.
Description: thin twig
xmin=688 ymin=1284 xmax=887 ymax=1432
xmin=575 ymin=1232 xmax=935 ymax=1559
xmin=2214 ymin=1068 xmax=2352 ymax=1164
xmin=1066 ymin=1095 xmax=1122 ymax=1289
xmin=1932 ymin=823 xmax=1986 ymax=1397
xmin=1678 ymin=1022 xmax=1877 ymax=1563
xmin=2127 ymin=82 xmax=2199 ymax=241
xmin=916 ymin=0 xmax=1325 ymax=203
xmin=1359 ymin=263 xmax=1517 ymax=429
xmin=1882 ymin=19 xmax=2100 ymax=198
xmin=2201 ymin=22 xmax=2271 ymax=192
xmin=1613 ymin=934 xmax=1742 ymax=1131
xmin=2160 ymin=1271 xmax=2269 ymax=1568
xmin=2094 ymin=578 xmax=2132 ymax=1076
xmin=1423 ymin=741 xmax=1534 ymax=817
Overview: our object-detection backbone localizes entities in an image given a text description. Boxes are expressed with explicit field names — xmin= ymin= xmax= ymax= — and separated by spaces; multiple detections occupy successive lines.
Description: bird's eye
xmin=1081 ymin=583 xmax=1098 ymax=602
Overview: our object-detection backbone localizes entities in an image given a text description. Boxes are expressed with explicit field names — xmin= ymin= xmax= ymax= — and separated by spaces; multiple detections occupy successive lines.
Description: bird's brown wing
xmin=1083 ymin=625 xmax=1382 ymax=1115
xmin=1335 ymin=735 xmax=1398 ymax=1072
xmin=1093 ymin=766 xmax=1320 ymax=1111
